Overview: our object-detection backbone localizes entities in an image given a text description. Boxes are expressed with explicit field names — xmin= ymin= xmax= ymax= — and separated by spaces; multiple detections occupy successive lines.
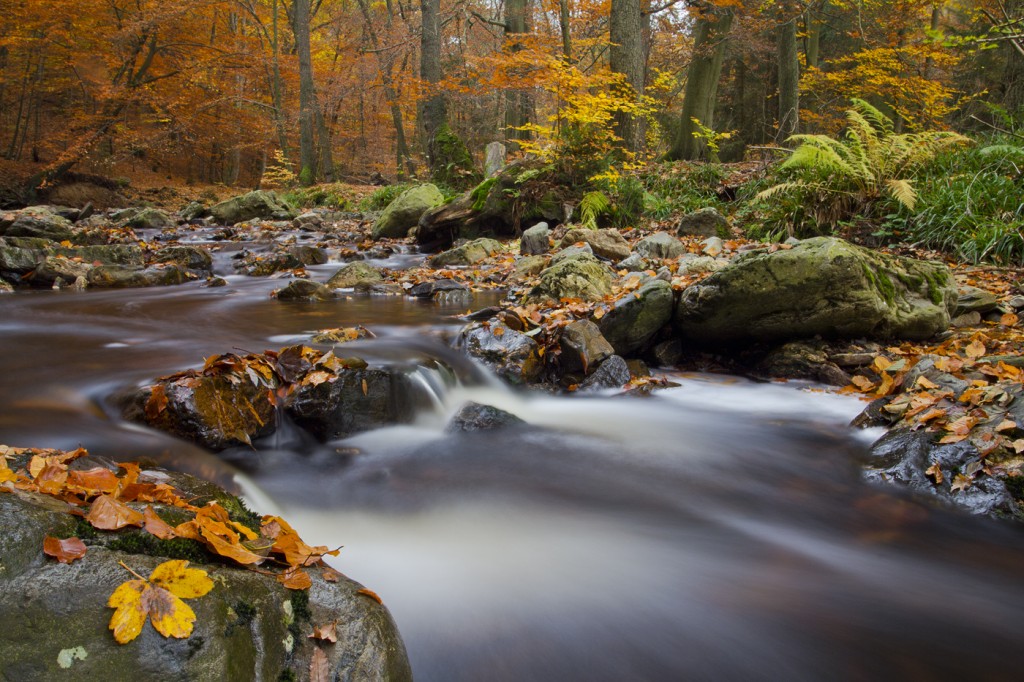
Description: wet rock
xmin=617 ymin=253 xmax=652 ymax=272
xmin=956 ymin=285 xmax=999 ymax=315
xmin=676 ymin=254 xmax=724 ymax=276
xmin=865 ymin=429 xmax=1021 ymax=520
xmin=520 ymin=222 xmax=551 ymax=256
xmin=154 ymin=246 xmax=213 ymax=273
xmin=372 ymin=184 xmax=445 ymax=239
xmin=428 ymin=237 xmax=503 ymax=267
xmin=579 ymin=355 xmax=631 ymax=391
xmin=446 ymin=401 xmax=526 ymax=432
xmin=459 ymin=321 xmax=543 ymax=385
xmin=204 ymin=276 xmax=228 ymax=287
xmin=902 ymin=355 xmax=970 ymax=397
xmin=355 ymin=282 xmax=405 ymax=296
xmin=0 ymin=242 xmax=50 ymax=281
xmin=0 ymin=477 xmax=411 ymax=682
xmin=408 ymin=279 xmax=467 ymax=299
xmin=702 ymin=236 xmax=724 ymax=257
xmin=559 ymin=320 xmax=614 ymax=374
xmin=210 ymin=190 xmax=295 ymax=225
xmin=238 ymin=251 xmax=303 ymax=276
xmin=0 ymin=207 xmax=73 ymax=242
xmin=651 ymin=339 xmax=683 ymax=366
xmin=86 ymin=264 xmax=188 ymax=288
xmin=288 ymin=245 xmax=328 ymax=266
xmin=550 ymin=243 xmax=593 ymax=264
xmin=526 ymin=254 xmax=614 ymax=303
xmin=126 ymin=207 xmax=172 ymax=230
xmin=756 ymin=341 xmax=850 ymax=386
xmin=293 ymin=211 xmax=324 ymax=230
xmin=676 ymin=207 xmax=729 ymax=238
xmin=508 ymin=255 xmax=548 ymax=282
xmin=559 ymin=228 xmax=631 ymax=262
xmin=597 ymin=278 xmax=674 ymax=356
xmin=29 ymin=255 xmax=93 ymax=286
xmin=180 ymin=200 xmax=209 ymax=222
xmin=127 ymin=373 xmax=277 ymax=450
xmin=327 ymin=262 xmax=383 ymax=288
xmin=274 ymin=278 xmax=336 ymax=301
xmin=635 ymin=232 xmax=685 ymax=260
xmin=675 ymin=237 xmax=957 ymax=343
xmin=951 ymin=311 xmax=982 ymax=327
xmin=60 ymin=244 xmax=144 ymax=267
xmin=287 ymin=367 xmax=416 ymax=440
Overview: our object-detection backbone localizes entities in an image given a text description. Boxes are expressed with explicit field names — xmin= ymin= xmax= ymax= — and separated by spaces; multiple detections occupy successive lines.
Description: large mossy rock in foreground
xmin=0 ymin=473 xmax=411 ymax=681
xmin=372 ymin=183 xmax=445 ymax=239
xmin=675 ymin=237 xmax=957 ymax=343
xmin=210 ymin=190 xmax=294 ymax=225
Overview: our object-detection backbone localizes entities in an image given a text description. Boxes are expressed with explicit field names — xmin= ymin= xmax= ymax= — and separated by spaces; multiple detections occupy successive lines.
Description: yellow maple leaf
xmin=108 ymin=560 xmax=213 ymax=644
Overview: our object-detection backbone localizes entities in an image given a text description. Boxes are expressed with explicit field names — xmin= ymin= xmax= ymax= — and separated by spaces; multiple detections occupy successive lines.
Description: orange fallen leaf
xmin=356 ymin=588 xmax=383 ymax=604
xmin=995 ymin=419 xmax=1018 ymax=433
xmin=108 ymin=560 xmax=213 ymax=644
xmin=43 ymin=535 xmax=88 ymax=564
xmin=68 ymin=467 xmax=120 ymax=496
xmin=850 ymin=376 xmax=875 ymax=392
xmin=321 ymin=565 xmax=342 ymax=583
xmin=965 ymin=339 xmax=986 ymax=359
xmin=309 ymin=620 xmax=338 ymax=643
xmin=310 ymin=647 xmax=331 ymax=682
xmin=88 ymin=494 xmax=145 ymax=530
xmin=278 ymin=567 xmax=313 ymax=590
xmin=144 ymin=506 xmax=178 ymax=540
xmin=145 ymin=385 xmax=169 ymax=421
xmin=925 ymin=463 xmax=945 ymax=485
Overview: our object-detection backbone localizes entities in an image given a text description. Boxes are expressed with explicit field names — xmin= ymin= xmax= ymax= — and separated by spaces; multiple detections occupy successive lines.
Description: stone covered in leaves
xmin=675 ymin=237 xmax=957 ymax=343
xmin=459 ymin=321 xmax=543 ymax=385
xmin=0 ymin=445 xmax=412 ymax=681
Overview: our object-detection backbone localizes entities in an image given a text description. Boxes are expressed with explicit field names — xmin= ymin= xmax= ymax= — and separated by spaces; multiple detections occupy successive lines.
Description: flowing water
xmin=4 ymin=261 xmax=1024 ymax=681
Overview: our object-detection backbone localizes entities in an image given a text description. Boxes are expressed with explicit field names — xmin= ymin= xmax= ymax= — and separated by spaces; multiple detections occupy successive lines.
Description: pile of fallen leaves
xmin=843 ymin=267 xmax=1024 ymax=493
xmin=0 ymin=443 xmax=342 ymax=641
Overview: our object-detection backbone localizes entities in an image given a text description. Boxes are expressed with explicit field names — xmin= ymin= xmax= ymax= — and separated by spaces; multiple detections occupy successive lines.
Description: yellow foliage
xmin=108 ymin=560 xmax=214 ymax=644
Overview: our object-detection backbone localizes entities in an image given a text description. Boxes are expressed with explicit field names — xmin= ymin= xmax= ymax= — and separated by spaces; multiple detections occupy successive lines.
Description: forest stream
xmin=4 ymin=250 xmax=1024 ymax=681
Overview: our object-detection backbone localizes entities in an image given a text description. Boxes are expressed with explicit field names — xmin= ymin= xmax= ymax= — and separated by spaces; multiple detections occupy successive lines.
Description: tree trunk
xmin=559 ymin=0 xmax=572 ymax=61
xmin=777 ymin=11 xmax=799 ymax=141
xmin=668 ymin=4 xmax=733 ymax=161
xmin=803 ymin=1 xmax=825 ymax=69
xmin=504 ymin=0 xmax=532 ymax=150
xmin=610 ymin=0 xmax=646 ymax=153
xmin=293 ymin=0 xmax=317 ymax=185
xmin=420 ymin=0 xmax=447 ymax=169
xmin=356 ymin=0 xmax=415 ymax=178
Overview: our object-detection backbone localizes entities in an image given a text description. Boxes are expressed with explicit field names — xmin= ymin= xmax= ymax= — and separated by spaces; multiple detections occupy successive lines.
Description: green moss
xmin=1004 ymin=475 xmax=1024 ymax=500
xmin=277 ymin=670 xmax=297 ymax=682
xmin=53 ymin=516 xmax=99 ymax=541
xmin=429 ymin=124 xmax=476 ymax=188
xmin=470 ymin=178 xmax=497 ymax=211
xmin=923 ymin=268 xmax=948 ymax=305
xmin=875 ymin=270 xmax=896 ymax=305
xmin=290 ymin=590 xmax=312 ymax=623
xmin=106 ymin=530 xmax=213 ymax=563
xmin=220 ymin=495 xmax=262 ymax=534
xmin=225 ymin=600 xmax=257 ymax=637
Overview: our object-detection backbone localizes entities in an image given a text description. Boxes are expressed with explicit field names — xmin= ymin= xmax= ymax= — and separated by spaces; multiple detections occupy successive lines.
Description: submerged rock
xmin=579 ymin=355 xmax=631 ymax=391
xmin=287 ymin=367 xmax=416 ymax=440
xmin=675 ymin=237 xmax=957 ymax=343
xmin=274 ymin=279 xmax=335 ymax=301
xmin=446 ymin=401 xmax=526 ymax=432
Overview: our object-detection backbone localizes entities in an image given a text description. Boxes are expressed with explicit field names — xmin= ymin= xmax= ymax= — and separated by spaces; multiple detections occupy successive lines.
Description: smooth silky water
xmin=3 ymin=278 xmax=1024 ymax=681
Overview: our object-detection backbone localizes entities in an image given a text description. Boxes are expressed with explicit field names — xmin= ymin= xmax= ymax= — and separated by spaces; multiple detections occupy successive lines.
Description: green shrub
xmin=636 ymin=161 xmax=725 ymax=220
xmin=899 ymin=141 xmax=1024 ymax=264
xmin=755 ymin=99 xmax=970 ymax=237
xmin=358 ymin=183 xmax=416 ymax=211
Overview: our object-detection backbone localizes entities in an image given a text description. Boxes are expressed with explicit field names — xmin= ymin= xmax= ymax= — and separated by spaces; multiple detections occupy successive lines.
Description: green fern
xmin=578 ymin=190 xmax=611 ymax=230
xmin=756 ymin=99 xmax=970 ymax=234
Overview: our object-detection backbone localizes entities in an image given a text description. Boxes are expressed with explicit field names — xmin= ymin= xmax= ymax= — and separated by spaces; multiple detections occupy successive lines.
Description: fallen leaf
xmin=145 ymin=385 xmax=169 ymax=421
xmin=965 ymin=339 xmax=986 ymax=359
xmin=950 ymin=474 xmax=973 ymax=492
xmin=996 ymin=420 xmax=1018 ymax=433
xmin=310 ymin=647 xmax=331 ymax=682
xmin=309 ymin=620 xmax=338 ymax=643
xmin=361 ymin=378 xmax=368 ymax=396
xmin=321 ymin=565 xmax=342 ymax=583
xmin=144 ymin=506 xmax=178 ymax=540
xmin=88 ymin=495 xmax=144 ymax=530
xmin=914 ymin=376 xmax=940 ymax=390
xmin=925 ymin=463 xmax=944 ymax=485
xmin=1000 ymin=313 xmax=1019 ymax=326
xmin=108 ymin=560 xmax=212 ymax=644
xmin=67 ymin=467 xmax=120 ymax=496
xmin=43 ymin=535 xmax=88 ymax=564
xmin=356 ymin=588 xmax=383 ymax=604
xmin=278 ymin=567 xmax=312 ymax=590
xmin=850 ymin=376 xmax=875 ymax=392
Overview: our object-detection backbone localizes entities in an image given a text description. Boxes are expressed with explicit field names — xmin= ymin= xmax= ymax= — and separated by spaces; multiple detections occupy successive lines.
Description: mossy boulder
xmin=676 ymin=207 xmax=730 ymax=238
xmin=210 ymin=191 xmax=295 ymax=226
xmin=126 ymin=207 xmax=172 ymax=230
xmin=86 ymin=264 xmax=188 ymax=289
xmin=526 ymin=254 xmax=614 ymax=303
xmin=0 ymin=207 xmax=73 ymax=242
xmin=372 ymin=184 xmax=445 ymax=239
xmin=428 ymin=237 xmax=503 ymax=267
xmin=153 ymin=246 xmax=213 ymax=273
xmin=674 ymin=237 xmax=957 ymax=343
xmin=0 ymin=475 xmax=412 ymax=681
xmin=274 ymin=278 xmax=336 ymax=301
xmin=428 ymin=124 xmax=477 ymax=188
xmin=597 ymin=278 xmax=674 ymax=356
xmin=327 ymin=262 xmax=384 ymax=288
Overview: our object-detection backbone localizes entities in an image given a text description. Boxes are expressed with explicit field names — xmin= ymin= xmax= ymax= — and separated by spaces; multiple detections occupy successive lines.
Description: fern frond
xmin=579 ymin=190 xmax=611 ymax=230
xmin=755 ymin=182 xmax=813 ymax=202
xmin=885 ymin=178 xmax=918 ymax=210
xmin=979 ymin=144 xmax=1024 ymax=158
